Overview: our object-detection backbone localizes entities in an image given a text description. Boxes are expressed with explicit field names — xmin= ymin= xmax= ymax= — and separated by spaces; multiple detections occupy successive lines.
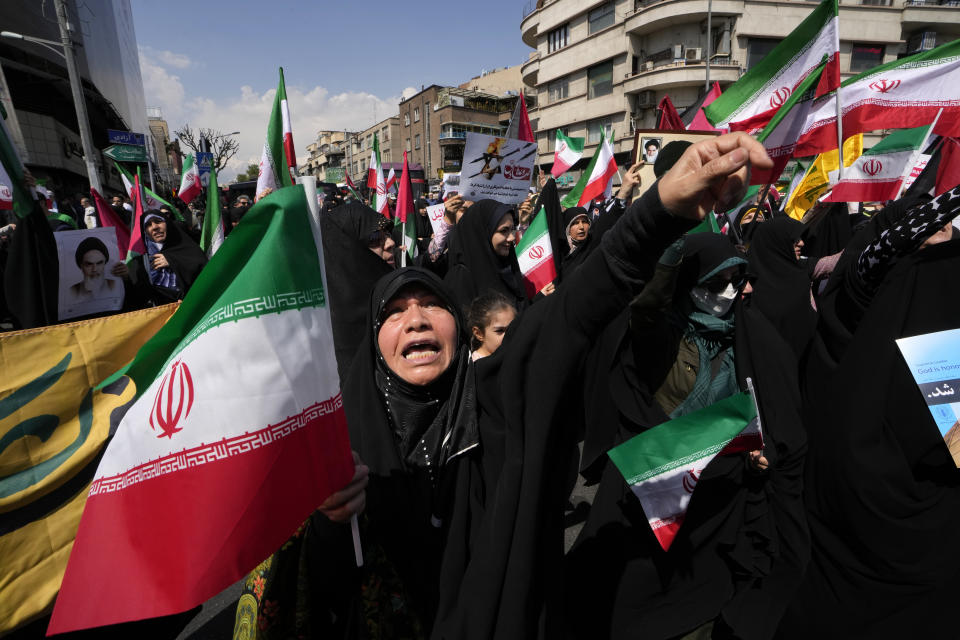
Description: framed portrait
xmin=631 ymin=129 xmax=721 ymax=195
xmin=56 ymin=227 xmax=125 ymax=321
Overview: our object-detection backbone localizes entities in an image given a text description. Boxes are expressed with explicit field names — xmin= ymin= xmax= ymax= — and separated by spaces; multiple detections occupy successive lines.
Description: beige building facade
xmin=301 ymin=130 xmax=352 ymax=183
xmin=521 ymin=0 xmax=960 ymax=169
xmin=459 ymin=64 xmax=526 ymax=96
xmin=343 ymin=116 xmax=403 ymax=183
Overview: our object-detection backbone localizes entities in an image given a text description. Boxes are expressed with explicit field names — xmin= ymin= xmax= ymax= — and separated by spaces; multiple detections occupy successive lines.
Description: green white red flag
xmin=91 ymin=187 xmax=131 ymax=258
xmin=48 ymin=185 xmax=354 ymax=634
xmin=705 ymin=0 xmax=839 ymax=131
xmin=178 ymin=154 xmax=202 ymax=204
xmin=515 ymin=206 xmax=556 ymax=297
xmin=125 ymin=172 xmax=147 ymax=261
xmin=255 ymin=68 xmax=297 ymax=201
xmin=395 ymin=150 xmax=417 ymax=263
xmin=561 ymin=128 xmax=617 ymax=208
xmin=551 ymin=130 xmax=584 ymax=178
xmin=824 ymin=124 xmax=935 ymax=202
xmin=608 ymin=390 xmax=761 ymax=551
xmin=116 ymin=162 xmax=183 ymax=221
xmin=751 ymin=39 xmax=960 ymax=177
xmin=200 ymin=165 xmax=224 ymax=256
xmin=367 ymin=133 xmax=388 ymax=217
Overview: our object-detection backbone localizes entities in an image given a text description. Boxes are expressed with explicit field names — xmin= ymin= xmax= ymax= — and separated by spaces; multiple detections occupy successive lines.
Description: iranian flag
xmin=757 ymin=39 xmax=960 ymax=167
xmin=608 ymin=390 xmax=761 ymax=551
xmin=47 ymin=185 xmax=354 ymax=634
xmin=551 ymin=130 xmax=584 ymax=178
xmin=255 ymin=68 xmax=297 ymax=201
xmin=367 ymin=133 xmax=388 ymax=216
xmin=515 ymin=206 xmax=556 ymax=297
xmin=824 ymin=125 xmax=936 ymax=202
xmin=705 ymin=0 xmax=839 ymax=131
xmin=395 ymin=150 xmax=417 ymax=264
xmin=200 ymin=164 xmax=224 ymax=256
xmin=125 ymin=172 xmax=147 ymax=262
xmin=561 ymin=129 xmax=617 ymax=208
xmin=91 ymin=187 xmax=131 ymax=257
xmin=178 ymin=154 xmax=202 ymax=204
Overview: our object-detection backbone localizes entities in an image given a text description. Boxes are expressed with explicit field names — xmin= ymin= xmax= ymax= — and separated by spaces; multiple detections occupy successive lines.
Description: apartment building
xmin=342 ymin=115 xmax=403 ymax=183
xmin=520 ymin=0 xmax=960 ymax=169
xmin=399 ymin=85 xmax=519 ymax=182
xmin=301 ymin=130 xmax=352 ymax=183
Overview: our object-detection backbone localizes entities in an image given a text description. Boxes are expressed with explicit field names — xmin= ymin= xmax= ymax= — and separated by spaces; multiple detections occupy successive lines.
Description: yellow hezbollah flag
xmin=0 ymin=304 xmax=178 ymax=634
xmin=785 ymin=134 xmax=863 ymax=220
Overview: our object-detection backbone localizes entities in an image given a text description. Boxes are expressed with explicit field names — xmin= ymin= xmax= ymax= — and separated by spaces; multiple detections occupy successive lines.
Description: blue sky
xmin=132 ymin=0 xmax=532 ymax=179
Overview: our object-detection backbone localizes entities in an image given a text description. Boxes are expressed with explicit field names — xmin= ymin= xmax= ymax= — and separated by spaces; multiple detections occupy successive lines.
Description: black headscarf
xmin=747 ymin=218 xmax=817 ymax=358
xmin=321 ymin=201 xmax=395 ymax=382
xmin=130 ymin=209 xmax=207 ymax=304
xmin=778 ymin=239 xmax=960 ymax=638
xmin=444 ymin=199 xmax=526 ymax=312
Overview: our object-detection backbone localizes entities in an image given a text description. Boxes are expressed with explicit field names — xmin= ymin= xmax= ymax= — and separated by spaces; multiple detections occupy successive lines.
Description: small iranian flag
xmin=178 ymin=154 xmax=202 ymax=204
xmin=705 ymin=0 xmax=839 ymax=131
xmin=367 ymin=133 xmax=388 ymax=216
xmin=551 ymin=130 xmax=584 ymax=178
xmin=561 ymin=129 xmax=617 ymax=208
xmin=255 ymin=68 xmax=297 ymax=201
xmin=608 ymin=389 xmax=761 ymax=551
xmin=116 ymin=162 xmax=183 ymax=221
xmin=200 ymin=164 xmax=224 ymax=256
xmin=515 ymin=206 xmax=556 ymax=298
xmin=824 ymin=124 xmax=935 ymax=202
xmin=48 ymin=185 xmax=353 ymax=634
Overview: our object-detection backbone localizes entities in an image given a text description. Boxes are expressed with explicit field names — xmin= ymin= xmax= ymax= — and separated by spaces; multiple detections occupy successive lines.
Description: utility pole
xmin=53 ymin=0 xmax=102 ymax=192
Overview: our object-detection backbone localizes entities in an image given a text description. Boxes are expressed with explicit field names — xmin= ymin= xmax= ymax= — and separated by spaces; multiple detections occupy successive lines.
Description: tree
xmin=173 ymin=125 xmax=239 ymax=174
xmin=236 ymin=164 xmax=259 ymax=182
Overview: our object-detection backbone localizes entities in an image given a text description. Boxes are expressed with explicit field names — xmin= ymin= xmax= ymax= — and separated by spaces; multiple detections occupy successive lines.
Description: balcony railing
xmin=439 ymin=132 xmax=468 ymax=141
xmin=523 ymin=0 xmax=538 ymax=18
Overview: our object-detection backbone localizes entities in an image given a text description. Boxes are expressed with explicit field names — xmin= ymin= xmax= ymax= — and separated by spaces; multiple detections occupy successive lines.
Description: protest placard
xmin=460 ymin=134 xmax=536 ymax=204
xmin=56 ymin=227 xmax=124 ymax=321
xmin=426 ymin=203 xmax=447 ymax=236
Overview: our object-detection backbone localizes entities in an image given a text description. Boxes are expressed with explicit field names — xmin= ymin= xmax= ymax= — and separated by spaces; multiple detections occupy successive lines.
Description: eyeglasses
xmin=701 ymin=274 xmax=748 ymax=293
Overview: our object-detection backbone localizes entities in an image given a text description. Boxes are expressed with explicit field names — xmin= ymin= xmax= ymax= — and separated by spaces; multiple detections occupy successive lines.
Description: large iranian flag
xmin=515 ymin=206 xmax=556 ymax=297
xmin=48 ymin=185 xmax=354 ymax=634
xmin=758 ymin=39 xmax=960 ymax=165
xmin=551 ymin=130 xmax=584 ymax=178
xmin=824 ymin=124 xmax=935 ymax=202
xmin=705 ymin=0 xmax=839 ymax=130
xmin=608 ymin=391 xmax=761 ymax=551
xmin=561 ymin=129 xmax=617 ymax=208
xmin=255 ymin=68 xmax=297 ymax=201
xmin=178 ymin=154 xmax=202 ymax=204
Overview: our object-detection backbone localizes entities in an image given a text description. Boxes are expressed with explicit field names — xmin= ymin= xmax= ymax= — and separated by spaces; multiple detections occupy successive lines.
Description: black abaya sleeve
xmin=432 ymin=184 xmax=697 ymax=640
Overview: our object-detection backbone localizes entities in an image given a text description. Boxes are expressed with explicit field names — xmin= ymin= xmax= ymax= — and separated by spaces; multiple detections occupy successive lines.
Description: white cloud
xmin=401 ymin=86 xmax=418 ymax=100
xmin=138 ymin=49 xmax=403 ymax=182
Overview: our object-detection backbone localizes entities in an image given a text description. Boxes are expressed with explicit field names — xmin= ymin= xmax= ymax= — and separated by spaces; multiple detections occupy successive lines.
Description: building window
xmin=414 ymin=107 xmax=420 ymax=122
xmin=547 ymin=127 xmax=569 ymax=151
xmin=548 ymin=78 xmax=569 ymax=102
xmin=415 ymin=134 xmax=421 ymax=150
xmin=747 ymin=38 xmax=779 ymax=70
xmin=366 ymin=134 xmax=372 ymax=149
xmin=588 ymin=3 xmax=615 ymax=34
xmin=587 ymin=118 xmax=613 ymax=144
xmin=907 ymin=31 xmax=937 ymax=54
xmin=404 ymin=113 xmax=410 ymax=126
xmin=548 ymin=24 xmax=569 ymax=53
xmin=360 ymin=160 xmax=366 ymax=172
xmin=381 ymin=126 xmax=389 ymax=142
xmin=406 ymin=138 xmax=411 ymax=152
xmin=850 ymin=44 xmax=884 ymax=72
xmin=588 ymin=61 xmax=613 ymax=99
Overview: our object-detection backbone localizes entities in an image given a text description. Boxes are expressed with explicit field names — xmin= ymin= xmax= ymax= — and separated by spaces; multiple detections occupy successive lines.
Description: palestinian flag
xmin=561 ymin=129 xmax=617 ymax=208
xmin=705 ymin=0 xmax=839 ymax=130
xmin=608 ymin=391 xmax=761 ymax=551
xmin=394 ymin=150 xmax=417 ymax=263
xmin=200 ymin=165 xmax=224 ymax=256
xmin=759 ymin=39 xmax=960 ymax=164
xmin=685 ymin=82 xmax=724 ymax=132
xmin=178 ymin=154 xmax=202 ymax=204
xmin=551 ymin=130 xmax=584 ymax=178
xmin=515 ymin=206 xmax=556 ymax=297
xmin=255 ymin=68 xmax=297 ymax=201
xmin=825 ymin=125 xmax=935 ymax=202
xmin=344 ymin=172 xmax=363 ymax=201
xmin=48 ymin=185 xmax=354 ymax=634
xmin=116 ymin=163 xmax=183 ymax=222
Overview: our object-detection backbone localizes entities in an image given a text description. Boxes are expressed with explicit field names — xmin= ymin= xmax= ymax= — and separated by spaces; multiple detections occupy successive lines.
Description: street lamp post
xmin=0 ymin=0 xmax=103 ymax=193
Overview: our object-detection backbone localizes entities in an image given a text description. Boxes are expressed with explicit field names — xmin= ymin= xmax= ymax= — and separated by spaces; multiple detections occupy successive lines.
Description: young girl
xmin=466 ymin=292 xmax=517 ymax=360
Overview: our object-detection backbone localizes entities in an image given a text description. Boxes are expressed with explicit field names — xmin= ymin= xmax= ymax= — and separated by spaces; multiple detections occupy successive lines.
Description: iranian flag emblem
xmin=515 ymin=206 xmax=556 ymax=297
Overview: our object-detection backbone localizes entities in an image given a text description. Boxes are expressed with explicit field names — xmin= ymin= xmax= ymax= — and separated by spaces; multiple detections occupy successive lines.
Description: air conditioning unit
xmin=685 ymin=47 xmax=702 ymax=62
xmin=636 ymin=90 xmax=656 ymax=108
xmin=672 ymin=44 xmax=684 ymax=59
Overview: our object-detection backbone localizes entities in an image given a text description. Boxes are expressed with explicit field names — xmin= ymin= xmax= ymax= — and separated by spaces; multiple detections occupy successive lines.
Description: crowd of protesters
xmin=2 ymin=130 xmax=960 ymax=640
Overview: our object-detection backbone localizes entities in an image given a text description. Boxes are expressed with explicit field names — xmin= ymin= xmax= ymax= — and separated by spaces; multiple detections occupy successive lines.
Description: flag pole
xmin=898 ymin=108 xmax=942 ymax=199
xmin=401 ymin=220 xmax=408 ymax=267
xmin=834 ymin=87 xmax=844 ymax=181
xmin=350 ymin=515 xmax=363 ymax=567
xmin=745 ymin=377 xmax=764 ymax=445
